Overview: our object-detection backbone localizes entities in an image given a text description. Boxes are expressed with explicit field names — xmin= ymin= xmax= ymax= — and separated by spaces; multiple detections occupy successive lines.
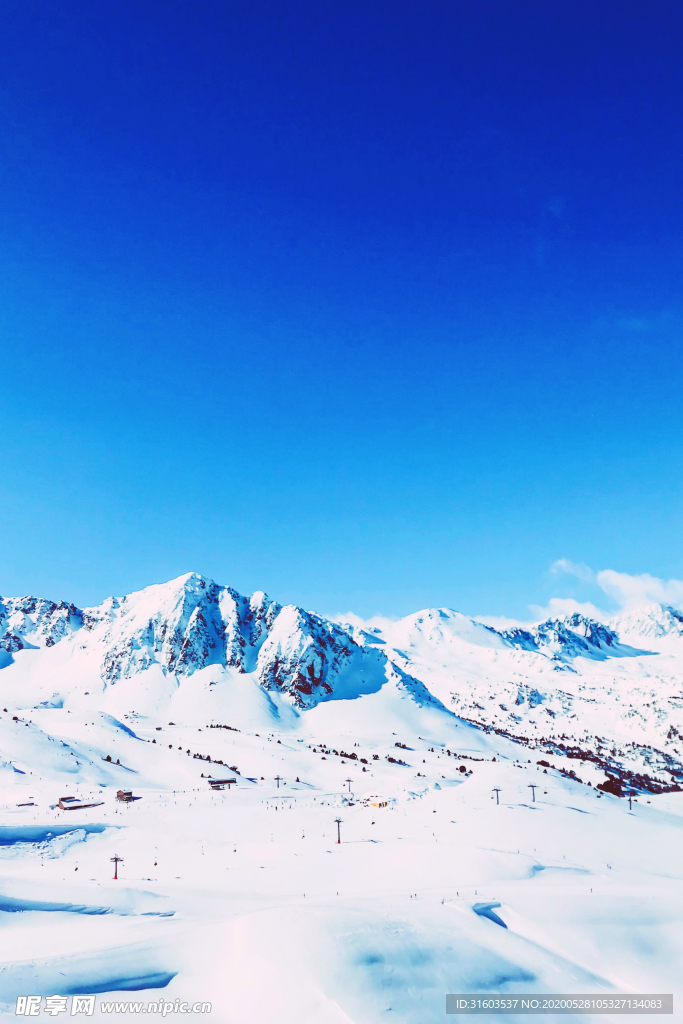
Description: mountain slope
xmin=346 ymin=605 xmax=683 ymax=792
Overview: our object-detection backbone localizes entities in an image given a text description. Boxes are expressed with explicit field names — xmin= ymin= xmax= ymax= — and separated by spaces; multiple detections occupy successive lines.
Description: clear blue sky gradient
xmin=1 ymin=1 xmax=682 ymax=617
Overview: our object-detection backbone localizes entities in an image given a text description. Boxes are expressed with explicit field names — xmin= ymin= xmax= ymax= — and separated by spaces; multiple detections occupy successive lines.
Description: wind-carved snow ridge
xmin=389 ymin=662 xmax=449 ymax=711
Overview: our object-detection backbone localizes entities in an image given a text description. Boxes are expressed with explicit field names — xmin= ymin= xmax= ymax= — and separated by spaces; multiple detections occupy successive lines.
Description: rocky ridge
xmin=1 ymin=574 xmax=403 ymax=710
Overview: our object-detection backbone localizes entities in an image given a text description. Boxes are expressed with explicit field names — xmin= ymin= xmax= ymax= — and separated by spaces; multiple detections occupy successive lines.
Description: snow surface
xmin=1 ymin=574 xmax=682 ymax=1021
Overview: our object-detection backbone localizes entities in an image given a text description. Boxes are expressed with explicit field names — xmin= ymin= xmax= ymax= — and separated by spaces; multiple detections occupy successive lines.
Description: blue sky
xmin=1 ymin=0 xmax=682 ymax=618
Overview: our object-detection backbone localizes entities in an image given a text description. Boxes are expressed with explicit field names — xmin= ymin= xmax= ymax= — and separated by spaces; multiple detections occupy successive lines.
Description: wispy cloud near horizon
xmin=548 ymin=561 xmax=683 ymax=618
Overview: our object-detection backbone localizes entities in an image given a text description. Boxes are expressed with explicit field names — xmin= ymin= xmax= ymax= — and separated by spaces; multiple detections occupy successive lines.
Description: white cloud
xmin=330 ymin=611 xmax=398 ymax=632
xmin=595 ymin=569 xmax=683 ymax=611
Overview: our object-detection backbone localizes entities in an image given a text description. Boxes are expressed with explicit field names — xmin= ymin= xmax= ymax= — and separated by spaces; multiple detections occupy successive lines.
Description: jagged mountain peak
xmin=101 ymin=571 xmax=227 ymax=608
xmin=499 ymin=613 xmax=620 ymax=661
xmin=548 ymin=613 xmax=617 ymax=647
xmin=79 ymin=575 xmax=292 ymax=684
xmin=85 ymin=573 xmax=278 ymax=622
xmin=0 ymin=575 xmax=399 ymax=712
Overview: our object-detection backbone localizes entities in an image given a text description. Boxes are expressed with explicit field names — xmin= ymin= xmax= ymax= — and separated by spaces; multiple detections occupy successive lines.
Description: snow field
xmin=1 ymin=734 xmax=682 ymax=1021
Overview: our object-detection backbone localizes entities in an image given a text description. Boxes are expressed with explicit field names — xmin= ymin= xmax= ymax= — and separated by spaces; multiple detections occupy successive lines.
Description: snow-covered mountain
xmin=0 ymin=573 xmax=431 ymax=715
xmin=344 ymin=605 xmax=683 ymax=792
xmin=1 ymin=573 xmax=683 ymax=793
xmin=500 ymin=613 xmax=626 ymax=660
xmin=2 ymin=574 xmax=683 ymax=1019
xmin=608 ymin=602 xmax=683 ymax=640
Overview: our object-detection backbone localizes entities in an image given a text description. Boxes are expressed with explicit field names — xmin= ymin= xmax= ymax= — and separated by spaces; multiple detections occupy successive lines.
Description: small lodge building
xmin=208 ymin=778 xmax=237 ymax=790
xmin=57 ymin=795 xmax=104 ymax=811
xmin=116 ymin=790 xmax=134 ymax=802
